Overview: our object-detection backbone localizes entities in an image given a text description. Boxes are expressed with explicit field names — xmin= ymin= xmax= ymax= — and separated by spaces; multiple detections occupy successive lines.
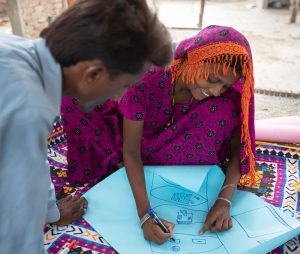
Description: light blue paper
xmin=83 ymin=165 xmax=300 ymax=254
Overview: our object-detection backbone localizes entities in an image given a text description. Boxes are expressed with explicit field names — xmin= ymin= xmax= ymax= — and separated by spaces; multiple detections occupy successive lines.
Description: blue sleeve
xmin=0 ymin=107 xmax=52 ymax=254
xmin=46 ymin=181 xmax=60 ymax=223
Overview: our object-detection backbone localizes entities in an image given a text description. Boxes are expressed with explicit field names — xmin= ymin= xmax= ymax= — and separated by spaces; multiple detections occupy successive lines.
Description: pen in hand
xmin=147 ymin=208 xmax=176 ymax=242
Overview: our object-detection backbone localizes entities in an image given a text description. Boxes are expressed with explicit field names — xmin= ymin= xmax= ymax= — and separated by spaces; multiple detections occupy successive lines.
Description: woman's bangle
xmin=216 ymin=197 xmax=232 ymax=208
xmin=140 ymin=213 xmax=151 ymax=228
xmin=221 ymin=184 xmax=237 ymax=192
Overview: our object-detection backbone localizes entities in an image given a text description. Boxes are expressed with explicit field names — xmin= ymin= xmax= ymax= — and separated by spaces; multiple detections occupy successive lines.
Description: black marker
xmin=147 ymin=209 xmax=176 ymax=242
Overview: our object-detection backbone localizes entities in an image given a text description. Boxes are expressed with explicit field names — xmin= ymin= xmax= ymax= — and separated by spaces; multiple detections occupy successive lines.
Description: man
xmin=0 ymin=0 xmax=172 ymax=253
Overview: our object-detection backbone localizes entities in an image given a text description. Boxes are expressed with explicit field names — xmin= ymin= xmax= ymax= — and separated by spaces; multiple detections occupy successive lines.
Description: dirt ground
xmin=155 ymin=0 xmax=300 ymax=94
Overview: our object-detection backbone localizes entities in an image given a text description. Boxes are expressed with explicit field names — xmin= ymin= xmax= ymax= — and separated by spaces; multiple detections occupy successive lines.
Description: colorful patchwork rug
xmin=45 ymin=124 xmax=300 ymax=254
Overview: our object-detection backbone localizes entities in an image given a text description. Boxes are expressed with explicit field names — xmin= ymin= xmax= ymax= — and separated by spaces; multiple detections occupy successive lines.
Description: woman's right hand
xmin=123 ymin=118 xmax=175 ymax=243
xmin=142 ymin=217 xmax=175 ymax=244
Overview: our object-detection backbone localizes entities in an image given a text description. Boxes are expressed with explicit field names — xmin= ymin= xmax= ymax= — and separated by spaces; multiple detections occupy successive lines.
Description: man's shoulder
xmin=0 ymin=33 xmax=28 ymax=42
xmin=0 ymin=35 xmax=42 ymax=99
xmin=0 ymin=33 xmax=32 ymax=52
xmin=0 ymin=66 xmax=50 ymax=122
xmin=0 ymin=35 xmax=57 ymax=123
xmin=0 ymin=33 xmax=37 ymax=63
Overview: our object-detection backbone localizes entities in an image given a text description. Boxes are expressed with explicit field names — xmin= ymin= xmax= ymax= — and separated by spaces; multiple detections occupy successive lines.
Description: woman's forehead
xmin=205 ymin=65 xmax=240 ymax=86
xmin=174 ymin=25 xmax=252 ymax=61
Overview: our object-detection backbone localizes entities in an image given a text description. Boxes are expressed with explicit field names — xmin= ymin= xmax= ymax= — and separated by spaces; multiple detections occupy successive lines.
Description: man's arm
xmin=46 ymin=181 xmax=60 ymax=223
xmin=0 ymin=108 xmax=51 ymax=254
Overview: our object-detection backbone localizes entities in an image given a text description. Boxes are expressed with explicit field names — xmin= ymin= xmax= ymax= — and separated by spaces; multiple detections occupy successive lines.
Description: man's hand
xmin=199 ymin=198 xmax=232 ymax=234
xmin=142 ymin=217 xmax=174 ymax=244
xmin=53 ymin=195 xmax=88 ymax=226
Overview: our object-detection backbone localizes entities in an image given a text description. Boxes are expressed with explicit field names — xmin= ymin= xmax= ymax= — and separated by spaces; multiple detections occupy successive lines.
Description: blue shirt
xmin=0 ymin=34 xmax=62 ymax=254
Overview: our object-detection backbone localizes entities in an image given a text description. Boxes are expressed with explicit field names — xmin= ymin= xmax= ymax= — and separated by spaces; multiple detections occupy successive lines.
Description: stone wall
xmin=22 ymin=0 xmax=64 ymax=38
xmin=7 ymin=0 xmax=67 ymax=38
xmin=0 ymin=0 xmax=7 ymax=24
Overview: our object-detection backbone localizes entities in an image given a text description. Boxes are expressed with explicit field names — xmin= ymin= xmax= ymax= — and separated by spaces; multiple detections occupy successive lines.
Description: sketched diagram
xmin=232 ymin=206 xmax=293 ymax=239
xmin=148 ymin=174 xmax=227 ymax=254
xmin=147 ymin=173 xmax=294 ymax=254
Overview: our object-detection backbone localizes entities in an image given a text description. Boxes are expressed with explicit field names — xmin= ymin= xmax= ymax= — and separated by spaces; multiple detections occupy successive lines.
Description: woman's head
xmin=189 ymin=60 xmax=243 ymax=100
xmin=172 ymin=26 xmax=251 ymax=100
xmin=172 ymin=25 xmax=252 ymax=70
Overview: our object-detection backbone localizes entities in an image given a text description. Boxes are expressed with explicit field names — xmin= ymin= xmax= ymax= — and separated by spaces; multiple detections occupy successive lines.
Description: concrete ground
xmin=1 ymin=1 xmax=299 ymax=119
xmin=255 ymin=93 xmax=300 ymax=119
xmin=155 ymin=0 xmax=300 ymax=94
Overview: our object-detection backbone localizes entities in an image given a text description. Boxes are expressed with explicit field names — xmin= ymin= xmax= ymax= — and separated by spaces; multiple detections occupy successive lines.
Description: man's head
xmin=41 ymin=0 xmax=172 ymax=111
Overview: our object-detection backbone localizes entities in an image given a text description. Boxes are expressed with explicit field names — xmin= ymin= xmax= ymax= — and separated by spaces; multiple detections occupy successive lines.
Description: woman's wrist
xmin=221 ymin=183 xmax=237 ymax=192
xmin=218 ymin=184 xmax=236 ymax=200
xmin=140 ymin=212 xmax=151 ymax=228
xmin=138 ymin=204 xmax=151 ymax=219
xmin=217 ymin=182 xmax=238 ymax=208
xmin=216 ymin=197 xmax=232 ymax=208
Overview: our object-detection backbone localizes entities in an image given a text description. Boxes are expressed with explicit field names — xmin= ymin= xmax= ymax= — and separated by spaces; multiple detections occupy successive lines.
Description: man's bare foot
xmin=52 ymin=195 xmax=88 ymax=226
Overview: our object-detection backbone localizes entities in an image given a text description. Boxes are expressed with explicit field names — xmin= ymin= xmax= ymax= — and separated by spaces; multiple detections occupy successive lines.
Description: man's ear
xmin=84 ymin=61 xmax=108 ymax=84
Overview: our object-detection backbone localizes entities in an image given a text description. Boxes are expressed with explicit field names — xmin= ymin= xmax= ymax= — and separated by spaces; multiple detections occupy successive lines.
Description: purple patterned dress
xmin=61 ymin=67 xmax=241 ymax=184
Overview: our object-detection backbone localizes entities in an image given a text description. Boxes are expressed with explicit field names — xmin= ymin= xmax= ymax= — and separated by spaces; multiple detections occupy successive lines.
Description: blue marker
xmin=147 ymin=208 xmax=176 ymax=242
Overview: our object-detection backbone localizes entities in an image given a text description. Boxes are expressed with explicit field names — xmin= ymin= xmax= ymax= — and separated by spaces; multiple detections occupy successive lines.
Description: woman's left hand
xmin=199 ymin=198 xmax=232 ymax=234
